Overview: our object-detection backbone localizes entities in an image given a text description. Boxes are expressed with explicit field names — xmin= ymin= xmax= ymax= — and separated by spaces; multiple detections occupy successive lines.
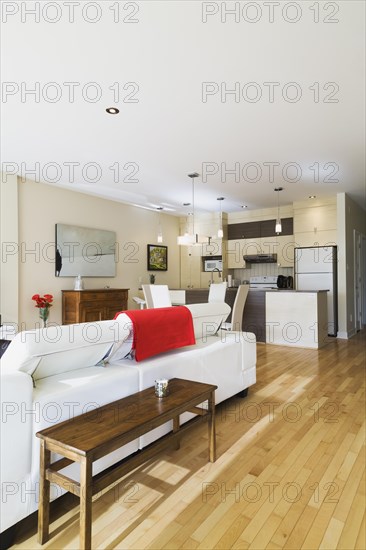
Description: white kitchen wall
xmin=231 ymin=264 xmax=293 ymax=283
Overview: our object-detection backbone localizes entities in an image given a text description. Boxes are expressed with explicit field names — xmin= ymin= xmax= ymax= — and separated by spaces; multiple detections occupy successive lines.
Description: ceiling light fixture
xmin=274 ymin=187 xmax=283 ymax=234
xmin=217 ymin=197 xmax=225 ymax=238
xmin=106 ymin=107 xmax=120 ymax=115
xmin=177 ymin=173 xmax=199 ymax=246
xmin=156 ymin=207 xmax=163 ymax=243
xmin=309 ymin=195 xmax=316 ymax=199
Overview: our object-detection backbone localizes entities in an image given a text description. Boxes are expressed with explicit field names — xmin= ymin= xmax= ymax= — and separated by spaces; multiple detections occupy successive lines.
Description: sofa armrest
xmin=1 ymin=372 xmax=33 ymax=481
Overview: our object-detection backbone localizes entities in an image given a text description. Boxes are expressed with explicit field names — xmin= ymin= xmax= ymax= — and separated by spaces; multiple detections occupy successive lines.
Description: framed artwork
xmin=55 ymin=223 xmax=116 ymax=277
xmin=147 ymin=244 xmax=168 ymax=271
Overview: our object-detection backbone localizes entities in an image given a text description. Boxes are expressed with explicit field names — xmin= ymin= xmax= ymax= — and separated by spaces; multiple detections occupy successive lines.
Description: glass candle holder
xmin=154 ymin=379 xmax=169 ymax=398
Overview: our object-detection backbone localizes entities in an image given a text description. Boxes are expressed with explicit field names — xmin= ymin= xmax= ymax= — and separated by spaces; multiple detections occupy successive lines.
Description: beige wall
xmin=0 ymin=175 xmax=19 ymax=324
xmin=13 ymin=179 xmax=180 ymax=328
xmin=337 ymin=193 xmax=366 ymax=338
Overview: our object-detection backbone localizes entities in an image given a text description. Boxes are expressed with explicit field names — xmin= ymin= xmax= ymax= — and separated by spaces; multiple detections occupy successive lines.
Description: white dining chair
xmin=169 ymin=290 xmax=186 ymax=305
xmin=221 ymin=284 xmax=249 ymax=331
xmin=142 ymin=284 xmax=172 ymax=308
xmin=208 ymin=282 xmax=228 ymax=303
xmin=132 ymin=296 xmax=146 ymax=309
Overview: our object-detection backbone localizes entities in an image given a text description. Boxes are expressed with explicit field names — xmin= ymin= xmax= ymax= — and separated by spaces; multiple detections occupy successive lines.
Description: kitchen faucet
xmin=210 ymin=267 xmax=222 ymax=284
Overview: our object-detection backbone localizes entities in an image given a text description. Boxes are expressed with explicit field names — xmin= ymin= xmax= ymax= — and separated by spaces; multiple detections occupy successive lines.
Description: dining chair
xmin=169 ymin=290 xmax=186 ymax=305
xmin=208 ymin=282 xmax=228 ymax=303
xmin=142 ymin=284 xmax=172 ymax=308
xmin=132 ymin=296 xmax=146 ymax=309
xmin=221 ymin=284 xmax=249 ymax=331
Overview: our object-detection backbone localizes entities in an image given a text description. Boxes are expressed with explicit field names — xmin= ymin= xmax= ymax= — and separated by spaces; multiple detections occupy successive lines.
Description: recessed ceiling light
xmin=106 ymin=107 xmax=119 ymax=115
xmin=309 ymin=195 xmax=316 ymax=199
xmin=241 ymin=205 xmax=248 ymax=208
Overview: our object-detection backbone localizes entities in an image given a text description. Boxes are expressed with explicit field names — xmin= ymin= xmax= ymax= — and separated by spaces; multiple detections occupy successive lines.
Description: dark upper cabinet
xmin=280 ymin=217 xmax=293 ymax=235
xmin=228 ymin=221 xmax=261 ymax=240
xmin=260 ymin=219 xmax=275 ymax=237
xmin=228 ymin=218 xmax=293 ymax=240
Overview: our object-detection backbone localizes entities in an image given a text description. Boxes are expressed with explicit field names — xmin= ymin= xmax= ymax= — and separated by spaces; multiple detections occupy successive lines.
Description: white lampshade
xmin=217 ymin=228 xmax=224 ymax=238
xmin=177 ymin=234 xmax=196 ymax=246
xmin=275 ymin=220 xmax=282 ymax=234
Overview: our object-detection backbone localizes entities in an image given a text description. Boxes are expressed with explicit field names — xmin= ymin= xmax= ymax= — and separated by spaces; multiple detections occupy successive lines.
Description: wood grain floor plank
xmin=318 ymin=517 xmax=344 ymax=549
xmin=336 ymin=481 xmax=365 ymax=550
xmin=354 ymin=511 xmax=366 ymax=550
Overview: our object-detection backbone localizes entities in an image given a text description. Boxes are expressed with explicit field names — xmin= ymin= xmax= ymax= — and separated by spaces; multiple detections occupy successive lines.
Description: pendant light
xmin=156 ymin=207 xmax=163 ymax=243
xmin=274 ymin=187 xmax=283 ymax=234
xmin=177 ymin=172 xmax=199 ymax=245
xmin=217 ymin=197 xmax=224 ymax=238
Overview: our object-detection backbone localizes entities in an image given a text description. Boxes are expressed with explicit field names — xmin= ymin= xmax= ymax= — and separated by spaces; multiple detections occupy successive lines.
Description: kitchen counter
xmin=265 ymin=289 xmax=329 ymax=293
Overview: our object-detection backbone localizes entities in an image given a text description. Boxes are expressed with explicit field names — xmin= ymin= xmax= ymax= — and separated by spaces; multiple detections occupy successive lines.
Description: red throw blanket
xmin=114 ymin=306 xmax=196 ymax=361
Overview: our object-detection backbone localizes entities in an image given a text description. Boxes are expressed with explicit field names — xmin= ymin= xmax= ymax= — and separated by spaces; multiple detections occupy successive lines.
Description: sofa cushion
xmin=1 ymin=319 xmax=130 ymax=380
xmin=185 ymin=302 xmax=230 ymax=340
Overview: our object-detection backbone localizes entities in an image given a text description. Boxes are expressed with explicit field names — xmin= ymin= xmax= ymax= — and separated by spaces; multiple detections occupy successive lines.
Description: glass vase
xmin=39 ymin=307 xmax=49 ymax=328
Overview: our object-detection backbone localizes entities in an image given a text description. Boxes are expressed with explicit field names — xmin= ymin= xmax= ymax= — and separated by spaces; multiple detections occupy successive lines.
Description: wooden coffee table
xmin=36 ymin=378 xmax=217 ymax=550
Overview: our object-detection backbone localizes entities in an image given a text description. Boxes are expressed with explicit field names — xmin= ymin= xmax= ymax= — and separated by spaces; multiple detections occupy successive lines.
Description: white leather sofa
xmin=0 ymin=303 xmax=256 ymax=542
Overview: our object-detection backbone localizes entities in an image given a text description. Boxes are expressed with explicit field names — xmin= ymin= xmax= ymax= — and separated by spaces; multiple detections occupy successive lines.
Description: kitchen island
xmin=266 ymin=290 xmax=329 ymax=349
xmin=174 ymin=288 xmax=329 ymax=347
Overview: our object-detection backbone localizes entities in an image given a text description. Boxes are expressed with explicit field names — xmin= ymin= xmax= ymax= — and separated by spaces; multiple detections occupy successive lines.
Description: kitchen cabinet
xmin=294 ymin=205 xmax=336 ymax=234
xmin=228 ymin=221 xmax=261 ymax=240
xmin=201 ymin=238 xmax=222 ymax=257
xmin=294 ymin=203 xmax=336 ymax=247
xmin=225 ymin=239 xmax=246 ymax=269
xmin=228 ymin=218 xmax=293 ymax=240
xmin=276 ymin=235 xmax=295 ymax=267
xmin=226 ymin=218 xmax=294 ymax=268
xmin=62 ymin=289 xmax=129 ymax=325
xmin=180 ymin=245 xmax=201 ymax=288
xmin=257 ymin=237 xmax=277 ymax=255
xmin=293 ymin=230 xmax=337 ymax=248
xmin=225 ymin=235 xmax=294 ymax=267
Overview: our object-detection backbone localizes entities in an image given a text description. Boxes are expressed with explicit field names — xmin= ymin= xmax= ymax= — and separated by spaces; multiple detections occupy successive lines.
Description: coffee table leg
xmin=38 ymin=440 xmax=50 ymax=544
xmin=79 ymin=456 xmax=92 ymax=550
xmin=208 ymin=390 xmax=216 ymax=462
xmin=173 ymin=415 xmax=180 ymax=449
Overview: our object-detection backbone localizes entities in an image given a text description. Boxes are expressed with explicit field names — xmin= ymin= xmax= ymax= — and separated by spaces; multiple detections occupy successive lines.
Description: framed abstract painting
xmin=147 ymin=244 xmax=168 ymax=271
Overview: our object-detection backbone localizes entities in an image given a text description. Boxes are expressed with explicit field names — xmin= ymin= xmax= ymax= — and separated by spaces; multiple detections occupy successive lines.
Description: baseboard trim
xmin=337 ymin=329 xmax=357 ymax=339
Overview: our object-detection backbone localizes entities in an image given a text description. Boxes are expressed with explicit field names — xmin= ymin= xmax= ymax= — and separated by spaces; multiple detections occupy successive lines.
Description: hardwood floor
xmin=12 ymin=331 xmax=365 ymax=549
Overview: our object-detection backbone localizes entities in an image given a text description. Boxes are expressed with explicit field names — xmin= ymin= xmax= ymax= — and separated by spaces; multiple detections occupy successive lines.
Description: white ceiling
xmin=1 ymin=0 xmax=365 ymax=215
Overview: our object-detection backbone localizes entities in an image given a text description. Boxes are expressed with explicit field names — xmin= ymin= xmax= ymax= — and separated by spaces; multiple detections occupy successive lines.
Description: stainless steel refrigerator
xmin=294 ymin=246 xmax=338 ymax=336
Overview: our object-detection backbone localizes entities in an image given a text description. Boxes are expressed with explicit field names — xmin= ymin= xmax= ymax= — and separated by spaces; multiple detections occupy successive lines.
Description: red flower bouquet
xmin=32 ymin=294 xmax=54 ymax=308
xmin=32 ymin=294 xmax=54 ymax=326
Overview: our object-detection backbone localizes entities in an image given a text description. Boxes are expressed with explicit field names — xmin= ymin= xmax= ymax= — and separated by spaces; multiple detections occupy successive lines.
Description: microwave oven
xmin=204 ymin=259 xmax=222 ymax=272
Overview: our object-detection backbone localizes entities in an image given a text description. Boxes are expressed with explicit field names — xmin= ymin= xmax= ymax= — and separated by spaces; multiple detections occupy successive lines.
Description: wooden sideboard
xmin=62 ymin=289 xmax=129 ymax=325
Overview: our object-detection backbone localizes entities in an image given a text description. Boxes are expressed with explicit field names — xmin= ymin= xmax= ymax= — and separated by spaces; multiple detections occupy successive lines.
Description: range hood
xmin=243 ymin=254 xmax=277 ymax=263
